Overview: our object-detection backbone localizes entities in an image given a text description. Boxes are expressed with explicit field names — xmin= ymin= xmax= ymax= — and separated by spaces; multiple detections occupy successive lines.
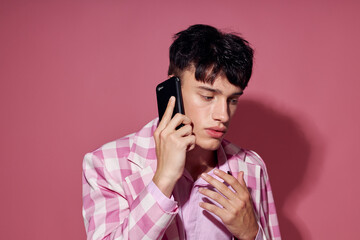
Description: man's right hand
xmin=152 ymin=96 xmax=196 ymax=197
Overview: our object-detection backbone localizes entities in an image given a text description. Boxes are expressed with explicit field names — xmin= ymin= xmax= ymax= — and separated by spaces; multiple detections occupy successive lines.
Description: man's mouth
xmin=205 ymin=127 xmax=227 ymax=138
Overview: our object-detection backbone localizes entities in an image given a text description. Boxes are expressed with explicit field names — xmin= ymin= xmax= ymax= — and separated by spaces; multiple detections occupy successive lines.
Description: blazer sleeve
xmin=245 ymin=150 xmax=281 ymax=240
xmin=258 ymin=159 xmax=281 ymax=239
xmin=82 ymin=152 xmax=177 ymax=240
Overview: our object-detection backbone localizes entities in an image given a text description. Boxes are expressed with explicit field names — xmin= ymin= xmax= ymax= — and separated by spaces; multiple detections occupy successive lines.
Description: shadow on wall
xmin=226 ymin=99 xmax=323 ymax=240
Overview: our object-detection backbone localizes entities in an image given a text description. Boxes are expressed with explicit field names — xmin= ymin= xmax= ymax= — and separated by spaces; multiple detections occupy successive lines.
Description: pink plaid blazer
xmin=82 ymin=119 xmax=281 ymax=240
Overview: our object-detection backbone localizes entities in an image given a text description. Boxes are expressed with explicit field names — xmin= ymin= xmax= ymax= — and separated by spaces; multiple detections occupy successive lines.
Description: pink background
xmin=1 ymin=1 xmax=359 ymax=239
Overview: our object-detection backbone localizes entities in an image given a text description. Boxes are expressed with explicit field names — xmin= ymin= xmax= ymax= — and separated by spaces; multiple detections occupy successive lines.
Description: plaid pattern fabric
xmin=82 ymin=118 xmax=281 ymax=239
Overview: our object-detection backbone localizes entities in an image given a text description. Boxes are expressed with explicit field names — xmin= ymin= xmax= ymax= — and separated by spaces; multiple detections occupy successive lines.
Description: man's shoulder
xmin=222 ymin=139 xmax=268 ymax=170
xmin=92 ymin=133 xmax=135 ymax=159
xmin=88 ymin=118 xmax=158 ymax=161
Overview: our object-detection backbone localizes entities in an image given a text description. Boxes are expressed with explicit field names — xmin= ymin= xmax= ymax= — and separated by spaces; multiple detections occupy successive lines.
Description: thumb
xmin=237 ymin=171 xmax=246 ymax=187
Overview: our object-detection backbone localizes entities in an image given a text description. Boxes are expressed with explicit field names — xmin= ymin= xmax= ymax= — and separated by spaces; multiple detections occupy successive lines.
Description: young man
xmin=82 ymin=24 xmax=281 ymax=240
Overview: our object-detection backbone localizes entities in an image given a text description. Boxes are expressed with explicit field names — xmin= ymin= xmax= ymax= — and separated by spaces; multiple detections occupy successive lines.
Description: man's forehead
xmin=183 ymin=75 xmax=243 ymax=95
xmin=180 ymin=68 xmax=242 ymax=90
xmin=197 ymin=83 xmax=243 ymax=96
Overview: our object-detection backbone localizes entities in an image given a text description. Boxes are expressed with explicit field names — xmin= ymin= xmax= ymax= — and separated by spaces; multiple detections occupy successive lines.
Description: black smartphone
xmin=156 ymin=76 xmax=185 ymax=122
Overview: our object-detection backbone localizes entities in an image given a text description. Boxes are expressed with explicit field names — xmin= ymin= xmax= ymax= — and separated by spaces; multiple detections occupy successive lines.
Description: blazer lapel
xmin=224 ymin=141 xmax=262 ymax=211
xmin=124 ymin=119 xmax=158 ymax=200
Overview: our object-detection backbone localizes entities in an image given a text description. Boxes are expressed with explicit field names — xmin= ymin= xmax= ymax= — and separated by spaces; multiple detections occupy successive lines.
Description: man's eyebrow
xmin=197 ymin=86 xmax=243 ymax=96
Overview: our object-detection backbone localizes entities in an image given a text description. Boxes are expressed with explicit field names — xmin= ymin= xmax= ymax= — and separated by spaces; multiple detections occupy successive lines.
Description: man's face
xmin=180 ymin=68 xmax=243 ymax=151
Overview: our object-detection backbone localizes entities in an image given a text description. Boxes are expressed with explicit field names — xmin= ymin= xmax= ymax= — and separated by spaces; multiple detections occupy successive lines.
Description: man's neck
xmin=185 ymin=146 xmax=218 ymax=181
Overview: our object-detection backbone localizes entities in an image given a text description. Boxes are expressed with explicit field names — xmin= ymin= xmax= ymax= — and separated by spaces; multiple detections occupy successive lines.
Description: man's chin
xmin=195 ymin=138 xmax=222 ymax=151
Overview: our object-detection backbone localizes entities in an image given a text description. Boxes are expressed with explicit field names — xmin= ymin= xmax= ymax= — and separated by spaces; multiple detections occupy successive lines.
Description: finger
xmin=237 ymin=171 xmax=247 ymax=188
xmin=201 ymin=173 xmax=237 ymax=200
xmin=199 ymin=201 xmax=226 ymax=219
xmin=166 ymin=113 xmax=192 ymax=131
xmin=199 ymin=188 xmax=234 ymax=211
xmin=157 ymin=96 xmax=175 ymax=130
xmin=213 ymin=169 xmax=247 ymax=195
xmin=175 ymin=123 xmax=193 ymax=137
xmin=183 ymin=134 xmax=196 ymax=151
xmin=235 ymin=172 xmax=252 ymax=201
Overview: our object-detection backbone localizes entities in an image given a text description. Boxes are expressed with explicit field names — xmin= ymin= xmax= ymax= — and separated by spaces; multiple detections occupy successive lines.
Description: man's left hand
xmin=199 ymin=169 xmax=259 ymax=240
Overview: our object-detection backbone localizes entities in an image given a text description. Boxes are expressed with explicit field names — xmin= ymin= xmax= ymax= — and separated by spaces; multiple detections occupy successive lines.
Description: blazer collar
xmin=221 ymin=139 xmax=251 ymax=178
xmin=127 ymin=118 xmax=159 ymax=171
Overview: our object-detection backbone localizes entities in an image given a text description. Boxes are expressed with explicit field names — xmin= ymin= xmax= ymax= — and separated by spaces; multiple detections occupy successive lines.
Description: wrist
xmin=152 ymin=171 xmax=178 ymax=198
xmin=235 ymin=224 xmax=258 ymax=240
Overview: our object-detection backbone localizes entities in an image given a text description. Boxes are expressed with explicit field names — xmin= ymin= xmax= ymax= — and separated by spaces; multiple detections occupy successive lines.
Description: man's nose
xmin=212 ymin=100 xmax=229 ymax=123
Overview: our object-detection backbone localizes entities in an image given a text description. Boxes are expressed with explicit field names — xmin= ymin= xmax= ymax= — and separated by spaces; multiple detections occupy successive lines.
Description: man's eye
xmin=202 ymin=95 xmax=214 ymax=101
xmin=228 ymin=98 xmax=239 ymax=104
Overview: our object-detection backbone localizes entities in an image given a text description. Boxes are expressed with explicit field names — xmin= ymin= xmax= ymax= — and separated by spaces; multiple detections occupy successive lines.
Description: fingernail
xmin=201 ymin=173 xmax=207 ymax=178
xmin=214 ymin=169 xmax=219 ymax=174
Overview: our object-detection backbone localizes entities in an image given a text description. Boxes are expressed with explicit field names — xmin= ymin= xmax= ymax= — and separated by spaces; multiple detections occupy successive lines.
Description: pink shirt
xmin=147 ymin=147 xmax=261 ymax=240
